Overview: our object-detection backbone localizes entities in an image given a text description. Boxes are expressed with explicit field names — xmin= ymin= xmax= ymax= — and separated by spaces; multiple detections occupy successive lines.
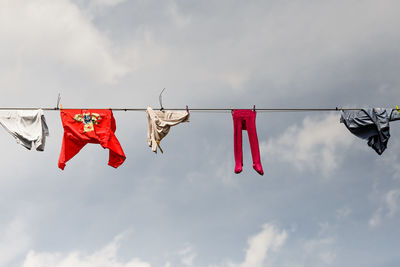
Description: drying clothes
xmin=232 ymin=109 xmax=264 ymax=175
xmin=58 ymin=109 xmax=126 ymax=170
xmin=146 ymin=106 xmax=190 ymax=153
xmin=0 ymin=109 xmax=49 ymax=151
xmin=340 ymin=108 xmax=400 ymax=155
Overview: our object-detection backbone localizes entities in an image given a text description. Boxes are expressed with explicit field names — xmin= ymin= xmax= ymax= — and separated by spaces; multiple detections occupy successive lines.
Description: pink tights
xmin=232 ymin=110 xmax=264 ymax=175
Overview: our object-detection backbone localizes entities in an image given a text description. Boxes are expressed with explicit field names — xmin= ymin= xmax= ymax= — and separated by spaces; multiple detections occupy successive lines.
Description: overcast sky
xmin=1 ymin=0 xmax=400 ymax=266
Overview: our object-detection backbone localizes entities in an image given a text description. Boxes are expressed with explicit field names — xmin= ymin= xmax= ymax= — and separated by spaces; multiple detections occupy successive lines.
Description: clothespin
xmin=253 ymin=105 xmax=256 ymax=112
xmin=56 ymin=93 xmax=61 ymax=110
xmin=186 ymin=105 xmax=190 ymax=114
xmin=230 ymin=106 xmax=234 ymax=114
xmin=159 ymin=88 xmax=166 ymax=111
xmin=396 ymin=105 xmax=400 ymax=114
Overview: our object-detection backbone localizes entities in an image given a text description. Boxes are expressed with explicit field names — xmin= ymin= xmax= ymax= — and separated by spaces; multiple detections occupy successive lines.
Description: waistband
xmin=232 ymin=109 xmax=256 ymax=116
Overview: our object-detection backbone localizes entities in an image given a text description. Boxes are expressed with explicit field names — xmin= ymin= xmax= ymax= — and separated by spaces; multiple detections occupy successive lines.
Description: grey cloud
xmin=261 ymin=114 xmax=354 ymax=176
xmin=0 ymin=0 xmax=400 ymax=266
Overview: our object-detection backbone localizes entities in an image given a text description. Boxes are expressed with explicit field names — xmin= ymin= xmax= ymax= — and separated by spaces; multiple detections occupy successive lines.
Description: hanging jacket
xmin=0 ymin=109 xmax=49 ymax=151
xmin=146 ymin=106 xmax=190 ymax=153
xmin=58 ymin=109 xmax=126 ymax=169
xmin=340 ymin=108 xmax=400 ymax=155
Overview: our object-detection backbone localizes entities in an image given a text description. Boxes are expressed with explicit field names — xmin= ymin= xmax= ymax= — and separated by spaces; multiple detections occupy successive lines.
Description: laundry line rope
xmin=0 ymin=107 xmax=363 ymax=112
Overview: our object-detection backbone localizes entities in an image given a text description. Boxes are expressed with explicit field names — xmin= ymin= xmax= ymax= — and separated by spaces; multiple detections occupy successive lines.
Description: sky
xmin=0 ymin=0 xmax=400 ymax=266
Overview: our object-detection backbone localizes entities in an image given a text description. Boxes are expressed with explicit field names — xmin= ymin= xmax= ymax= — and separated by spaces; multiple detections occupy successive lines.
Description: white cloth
xmin=0 ymin=109 xmax=49 ymax=151
xmin=146 ymin=106 xmax=190 ymax=153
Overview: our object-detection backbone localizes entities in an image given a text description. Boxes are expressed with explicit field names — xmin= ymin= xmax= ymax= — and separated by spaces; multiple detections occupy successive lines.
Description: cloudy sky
xmin=1 ymin=0 xmax=400 ymax=266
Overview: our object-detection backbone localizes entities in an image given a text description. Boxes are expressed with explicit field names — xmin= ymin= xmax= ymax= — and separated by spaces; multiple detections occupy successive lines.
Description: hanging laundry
xmin=232 ymin=109 xmax=264 ymax=175
xmin=340 ymin=108 xmax=400 ymax=155
xmin=0 ymin=109 xmax=49 ymax=151
xmin=58 ymin=109 xmax=126 ymax=170
xmin=146 ymin=106 xmax=190 ymax=153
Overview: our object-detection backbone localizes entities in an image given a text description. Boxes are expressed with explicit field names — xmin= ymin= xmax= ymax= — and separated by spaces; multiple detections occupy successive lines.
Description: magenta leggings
xmin=232 ymin=110 xmax=264 ymax=175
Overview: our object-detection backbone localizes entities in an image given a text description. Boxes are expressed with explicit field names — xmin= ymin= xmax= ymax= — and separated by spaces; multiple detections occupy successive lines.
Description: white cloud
xmin=209 ymin=224 xmax=288 ymax=267
xmin=369 ymin=208 xmax=383 ymax=228
xmin=178 ymin=244 xmax=196 ymax=267
xmin=381 ymin=140 xmax=400 ymax=180
xmin=368 ymin=207 xmax=382 ymax=228
xmin=369 ymin=189 xmax=400 ymax=228
xmin=20 ymin=224 xmax=287 ymax=267
xmin=319 ymin=251 xmax=336 ymax=265
xmin=89 ymin=0 xmax=127 ymax=7
xmin=0 ymin=0 xmax=130 ymax=84
xmin=211 ymin=223 xmax=338 ymax=267
xmin=300 ymin=227 xmax=338 ymax=266
xmin=127 ymin=29 xmax=169 ymax=71
xmin=234 ymin=224 xmax=287 ymax=267
xmin=336 ymin=206 xmax=352 ymax=220
xmin=303 ymin=237 xmax=336 ymax=264
xmin=0 ymin=218 xmax=30 ymax=267
xmin=21 ymin=233 xmax=151 ymax=267
xmin=261 ymin=114 xmax=353 ymax=176
xmin=386 ymin=190 xmax=400 ymax=216
xmin=167 ymin=2 xmax=191 ymax=29
xmin=223 ymin=70 xmax=250 ymax=91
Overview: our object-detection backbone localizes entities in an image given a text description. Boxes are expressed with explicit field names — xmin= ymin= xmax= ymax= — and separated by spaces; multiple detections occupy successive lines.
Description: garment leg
xmin=245 ymin=112 xmax=264 ymax=175
xmin=233 ymin=112 xmax=243 ymax=174
xmin=58 ymin=133 xmax=86 ymax=170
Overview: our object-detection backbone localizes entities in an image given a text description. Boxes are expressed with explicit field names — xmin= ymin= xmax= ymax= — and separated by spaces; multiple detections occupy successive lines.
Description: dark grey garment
xmin=340 ymin=108 xmax=400 ymax=155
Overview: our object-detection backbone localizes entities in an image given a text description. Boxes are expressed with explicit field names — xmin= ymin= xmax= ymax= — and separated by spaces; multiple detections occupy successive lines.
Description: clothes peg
xmin=56 ymin=93 xmax=61 ymax=110
xmin=230 ymin=106 xmax=234 ymax=114
xmin=159 ymin=88 xmax=166 ymax=111
xmin=396 ymin=105 xmax=400 ymax=114
xmin=253 ymin=105 xmax=256 ymax=112
xmin=186 ymin=105 xmax=190 ymax=114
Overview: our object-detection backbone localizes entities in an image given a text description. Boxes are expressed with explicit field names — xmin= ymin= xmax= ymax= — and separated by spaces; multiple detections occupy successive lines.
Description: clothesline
xmin=0 ymin=107 xmax=398 ymax=173
xmin=0 ymin=107 xmax=363 ymax=112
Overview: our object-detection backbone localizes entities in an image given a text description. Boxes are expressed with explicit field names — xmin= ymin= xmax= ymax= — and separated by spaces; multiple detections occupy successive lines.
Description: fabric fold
xmin=340 ymin=108 xmax=399 ymax=155
xmin=58 ymin=109 xmax=126 ymax=169
xmin=146 ymin=106 xmax=190 ymax=153
xmin=0 ymin=109 xmax=49 ymax=151
xmin=232 ymin=109 xmax=264 ymax=175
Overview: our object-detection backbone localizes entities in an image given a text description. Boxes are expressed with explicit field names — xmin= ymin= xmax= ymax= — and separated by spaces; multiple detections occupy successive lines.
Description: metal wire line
xmin=0 ymin=107 xmax=366 ymax=112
